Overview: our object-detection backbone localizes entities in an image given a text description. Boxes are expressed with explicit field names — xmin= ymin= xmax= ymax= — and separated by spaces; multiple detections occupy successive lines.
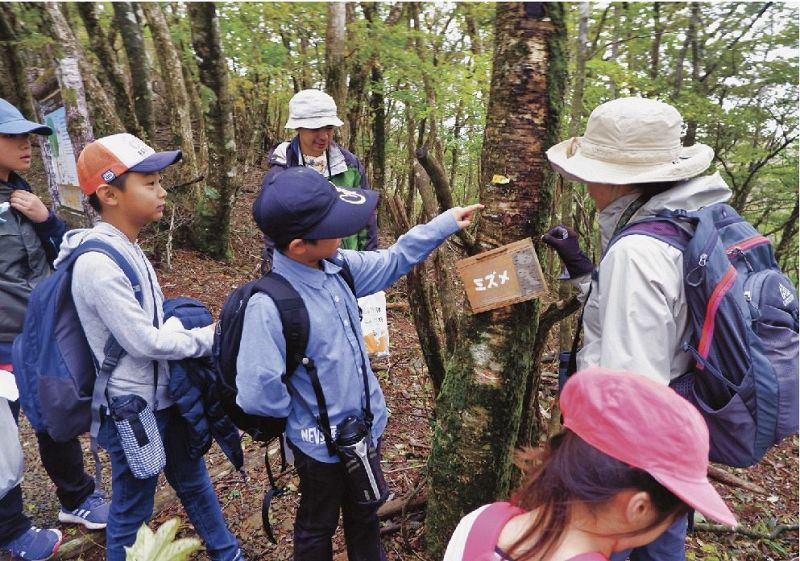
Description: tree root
xmin=707 ymin=464 xmax=769 ymax=495
xmin=694 ymin=522 xmax=798 ymax=540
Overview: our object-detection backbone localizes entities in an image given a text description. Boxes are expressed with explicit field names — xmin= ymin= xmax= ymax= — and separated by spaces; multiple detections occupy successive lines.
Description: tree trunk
xmin=774 ymin=200 xmax=799 ymax=271
xmin=522 ymin=0 xmax=589 ymax=445
xmin=609 ymin=3 xmax=623 ymax=98
xmin=187 ymin=3 xmax=238 ymax=259
xmin=141 ymin=3 xmax=199 ymax=184
xmin=36 ymin=4 xmax=96 ymax=219
xmin=415 ymin=149 xmax=460 ymax=355
xmin=672 ymin=4 xmax=691 ymax=99
xmin=325 ymin=2 xmax=348 ymax=142
xmin=410 ymin=2 xmax=442 ymax=159
xmin=46 ymin=3 xmax=123 ymax=138
xmin=426 ymin=3 xmax=566 ymax=557
xmin=363 ymin=3 xmax=385 ymax=190
xmin=76 ymin=2 xmax=141 ymax=136
xmin=344 ymin=3 xmax=366 ymax=150
xmin=684 ymin=2 xmax=702 ymax=146
xmin=649 ymin=3 xmax=664 ymax=81
xmin=0 ymin=4 xmax=35 ymax=114
xmin=386 ymin=194 xmax=447 ymax=395
xmin=113 ymin=1 xmax=156 ymax=142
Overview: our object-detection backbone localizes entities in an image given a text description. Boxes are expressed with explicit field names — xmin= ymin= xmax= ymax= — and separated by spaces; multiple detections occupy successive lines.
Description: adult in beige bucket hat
xmin=541 ymin=97 xmax=734 ymax=561
xmin=260 ymin=89 xmax=377 ymax=266
xmin=546 ymin=97 xmax=714 ymax=185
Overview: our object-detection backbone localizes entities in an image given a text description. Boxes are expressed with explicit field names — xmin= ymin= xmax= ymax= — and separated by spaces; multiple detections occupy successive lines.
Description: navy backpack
xmin=611 ymin=203 xmax=799 ymax=467
xmin=13 ymin=240 xmax=142 ymax=444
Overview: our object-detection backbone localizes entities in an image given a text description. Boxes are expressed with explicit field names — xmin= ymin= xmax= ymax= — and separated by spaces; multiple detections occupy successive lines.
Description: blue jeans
xmin=611 ymin=515 xmax=687 ymax=561
xmin=98 ymin=405 xmax=240 ymax=561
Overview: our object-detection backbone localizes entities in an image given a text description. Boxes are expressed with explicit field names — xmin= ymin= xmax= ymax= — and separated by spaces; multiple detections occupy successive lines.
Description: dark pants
xmin=0 ymin=486 xmax=30 ymax=546
xmin=0 ymin=399 xmax=94 ymax=547
xmin=36 ymin=432 xmax=95 ymax=511
xmin=289 ymin=440 xmax=387 ymax=561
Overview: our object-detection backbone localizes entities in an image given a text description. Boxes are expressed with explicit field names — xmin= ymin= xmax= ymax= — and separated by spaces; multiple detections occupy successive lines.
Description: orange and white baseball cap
xmin=77 ymin=133 xmax=182 ymax=195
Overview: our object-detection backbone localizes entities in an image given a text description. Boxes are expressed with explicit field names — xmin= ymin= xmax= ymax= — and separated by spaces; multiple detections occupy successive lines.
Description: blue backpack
xmin=611 ymin=203 xmax=799 ymax=467
xmin=13 ymin=240 xmax=142 ymax=444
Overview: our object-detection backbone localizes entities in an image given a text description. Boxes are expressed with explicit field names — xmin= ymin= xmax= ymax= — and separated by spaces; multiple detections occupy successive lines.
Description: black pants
xmin=36 ymin=431 xmax=95 ymax=510
xmin=289 ymin=440 xmax=387 ymax=561
xmin=0 ymin=401 xmax=94 ymax=545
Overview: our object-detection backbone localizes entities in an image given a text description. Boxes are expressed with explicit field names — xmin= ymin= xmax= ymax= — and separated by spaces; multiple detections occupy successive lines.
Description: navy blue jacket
xmin=163 ymin=297 xmax=243 ymax=470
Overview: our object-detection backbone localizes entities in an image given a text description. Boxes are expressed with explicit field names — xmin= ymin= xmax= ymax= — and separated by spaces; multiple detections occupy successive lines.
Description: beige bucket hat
xmin=284 ymin=89 xmax=344 ymax=130
xmin=546 ymin=97 xmax=714 ymax=185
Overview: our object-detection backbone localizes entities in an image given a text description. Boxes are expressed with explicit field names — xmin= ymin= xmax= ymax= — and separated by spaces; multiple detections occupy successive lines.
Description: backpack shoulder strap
xmin=253 ymin=272 xmax=337 ymax=455
xmin=253 ymin=272 xmax=309 ymax=377
xmin=463 ymin=502 xmax=525 ymax=561
xmin=70 ymin=241 xmax=145 ymax=440
xmin=337 ymin=258 xmax=356 ymax=297
xmin=324 ymin=254 xmax=357 ymax=298
xmin=606 ymin=215 xmax=692 ymax=259
xmin=68 ymin=240 xmax=144 ymax=306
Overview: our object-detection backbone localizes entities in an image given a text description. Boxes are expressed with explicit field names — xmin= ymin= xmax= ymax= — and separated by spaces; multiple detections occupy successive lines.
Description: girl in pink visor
xmin=444 ymin=368 xmax=736 ymax=561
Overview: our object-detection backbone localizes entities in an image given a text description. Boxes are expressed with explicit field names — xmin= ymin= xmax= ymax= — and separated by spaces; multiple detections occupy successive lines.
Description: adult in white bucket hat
xmin=541 ymin=97 xmax=733 ymax=561
xmin=260 ymin=90 xmax=377 ymax=265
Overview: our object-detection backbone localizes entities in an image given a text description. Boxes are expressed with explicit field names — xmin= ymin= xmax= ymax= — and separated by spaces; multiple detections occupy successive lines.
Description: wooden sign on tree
xmin=456 ymin=238 xmax=548 ymax=314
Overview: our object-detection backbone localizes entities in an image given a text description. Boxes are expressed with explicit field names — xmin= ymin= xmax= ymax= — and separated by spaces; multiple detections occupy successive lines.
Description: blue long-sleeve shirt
xmin=236 ymin=210 xmax=460 ymax=462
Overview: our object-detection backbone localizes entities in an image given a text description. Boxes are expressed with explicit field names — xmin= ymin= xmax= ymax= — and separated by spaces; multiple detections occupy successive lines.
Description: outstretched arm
xmin=342 ymin=204 xmax=484 ymax=296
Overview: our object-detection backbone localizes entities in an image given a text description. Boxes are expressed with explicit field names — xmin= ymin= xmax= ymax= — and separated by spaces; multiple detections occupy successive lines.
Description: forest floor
xmin=13 ymin=166 xmax=799 ymax=561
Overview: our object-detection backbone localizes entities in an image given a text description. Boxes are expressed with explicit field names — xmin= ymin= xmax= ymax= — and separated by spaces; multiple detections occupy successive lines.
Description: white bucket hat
xmin=546 ymin=97 xmax=714 ymax=185
xmin=284 ymin=89 xmax=344 ymax=130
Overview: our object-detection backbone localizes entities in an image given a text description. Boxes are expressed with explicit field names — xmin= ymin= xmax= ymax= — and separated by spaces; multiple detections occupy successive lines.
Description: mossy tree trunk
xmin=76 ymin=2 xmax=141 ymax=137
xmin=141 ymin=3 xmax=199 ymax=183
xmin=425 ymin=3 xmax=566 ymax=557
xmin=46 ymin=3 xmax=123 ymax=138
xmin=325 ymin=2 xmax=348 ymax=143
xmin=187 ymin=3 xmax=238 ymax=259
xmin=113 ymin=2 xmax=156 ymax=143
xmin=0 ymin=4 xmax=35 ymax=115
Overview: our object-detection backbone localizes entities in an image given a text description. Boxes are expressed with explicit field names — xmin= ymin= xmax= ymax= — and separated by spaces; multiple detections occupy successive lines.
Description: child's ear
xmin=623 ymin=490 xmax=656 ymax=526
xmin=287 ymin=239 xmax=306 ymax=255
xmin=95 ymin=184 xmax=119 ymax=208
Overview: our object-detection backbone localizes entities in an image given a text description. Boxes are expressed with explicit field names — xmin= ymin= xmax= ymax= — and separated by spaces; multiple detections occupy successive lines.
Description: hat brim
xmin=303 ymin=187 xmax=379 ymax=241
xmin=285 ymin=116 xmax=344 ymax=129
xmin=546 ymin=139 xmax=714 ymax=185
xmin=650 ymin=470 xmax=737 ymax=528
xmin=0 ymin=119 xmax=52 ymax=136
xmin=129 ymin=150 xmax=183 ymax=173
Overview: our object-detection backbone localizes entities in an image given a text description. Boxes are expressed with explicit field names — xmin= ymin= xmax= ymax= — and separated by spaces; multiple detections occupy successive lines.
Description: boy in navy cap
xmin=240 ymin=166 xmax=481 ymax=560
xmin=0 ymin=97 xmax=104 ymax=561
xmin=56 ymin=133 xmax=244 ymax=561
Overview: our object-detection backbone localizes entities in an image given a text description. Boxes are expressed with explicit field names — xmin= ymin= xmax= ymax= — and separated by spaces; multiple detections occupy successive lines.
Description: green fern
xmin=124 ymin=518 xmax=202 ymax=561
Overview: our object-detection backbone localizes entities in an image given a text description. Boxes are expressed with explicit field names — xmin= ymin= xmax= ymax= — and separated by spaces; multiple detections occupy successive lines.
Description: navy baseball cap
xmin=253 ymin=167 xmax=379 ymax=246
xmin=0 ymin=98 xmax=52 ymax=135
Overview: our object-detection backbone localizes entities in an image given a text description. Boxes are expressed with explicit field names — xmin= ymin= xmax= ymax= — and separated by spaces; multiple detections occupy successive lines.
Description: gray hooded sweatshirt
xmin=55 ymin=222 xmax=213 ymax=410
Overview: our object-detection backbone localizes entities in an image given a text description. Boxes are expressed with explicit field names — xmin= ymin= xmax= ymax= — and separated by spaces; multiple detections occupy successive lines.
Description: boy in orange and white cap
xmin=55 ymin=133 xmax=243 ymax=561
